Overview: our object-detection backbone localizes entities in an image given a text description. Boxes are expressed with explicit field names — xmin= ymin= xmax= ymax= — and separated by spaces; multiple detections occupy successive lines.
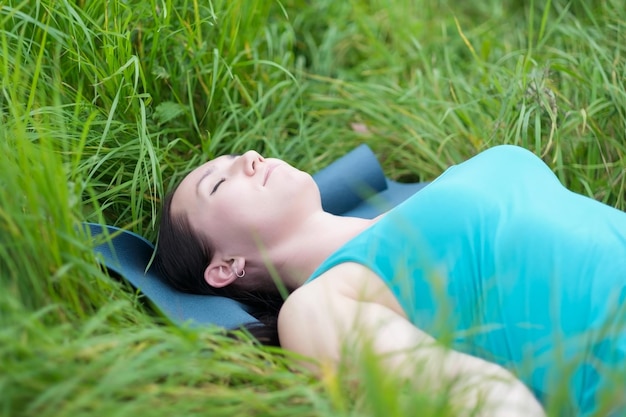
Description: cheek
xmin=213 ymin=192 xmax=265 ymax=232
xmin=210 ymin=172 xmax=319 ymax=235
xmin=274 ymin=168 xmax=317 ymax=196
xmin=198 ymin=196 xmax=244 ymax=236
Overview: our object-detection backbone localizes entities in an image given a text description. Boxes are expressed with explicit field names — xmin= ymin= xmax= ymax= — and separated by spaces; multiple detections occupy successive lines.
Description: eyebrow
xmin=195 ymin=154 xmax=238 ymax=195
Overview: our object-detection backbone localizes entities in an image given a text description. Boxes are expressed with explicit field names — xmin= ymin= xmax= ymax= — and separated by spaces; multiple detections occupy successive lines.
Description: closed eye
xmin=211 ymin=178 xmax=225 ymax=195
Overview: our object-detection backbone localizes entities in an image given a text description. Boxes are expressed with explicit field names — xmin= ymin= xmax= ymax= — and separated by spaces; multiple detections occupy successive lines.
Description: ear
xmin=203 ymin=256 xmax=246 ymax=288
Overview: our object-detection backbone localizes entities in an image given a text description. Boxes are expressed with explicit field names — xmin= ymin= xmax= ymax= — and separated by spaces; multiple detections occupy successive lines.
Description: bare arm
xmin=278 ymin=265 xmax=545 ymax=417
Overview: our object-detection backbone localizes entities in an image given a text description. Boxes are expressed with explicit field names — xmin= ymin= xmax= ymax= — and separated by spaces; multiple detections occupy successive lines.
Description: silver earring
xmin=235 ymin=269 xmax=245 ymax=278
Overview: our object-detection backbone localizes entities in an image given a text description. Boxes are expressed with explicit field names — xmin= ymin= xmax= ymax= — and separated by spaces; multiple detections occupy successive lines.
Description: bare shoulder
xmin=276 ymin=267 xmax=347 ymax=355
xmin=277 ymin=262 xmax=407 ymax=357
xmin=278 ymin=265 xmax=546 ymax=417
xmin=321 ymin=262 xmax=408 ymax=316
xmin=279 ymin=262 xmax=403 ymax=322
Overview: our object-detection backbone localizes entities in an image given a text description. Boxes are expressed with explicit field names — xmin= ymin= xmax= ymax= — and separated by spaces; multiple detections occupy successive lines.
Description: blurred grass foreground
xmin=1 ymin=0 xmax=625 ymax=416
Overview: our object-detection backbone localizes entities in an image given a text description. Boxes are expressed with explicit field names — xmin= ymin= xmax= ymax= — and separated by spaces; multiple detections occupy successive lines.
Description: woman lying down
xmin=156 ymin=145 xmax=626 ymax=416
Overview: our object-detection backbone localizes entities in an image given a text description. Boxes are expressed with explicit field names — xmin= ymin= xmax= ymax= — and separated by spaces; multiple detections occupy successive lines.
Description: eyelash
xmin=211 ymin=178 xmax=225 ymax=195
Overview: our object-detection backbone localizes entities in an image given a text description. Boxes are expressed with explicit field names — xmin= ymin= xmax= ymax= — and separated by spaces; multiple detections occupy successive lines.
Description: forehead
xmin=186 ymin=154 xmax=234 ymax=183
xmin=170 ymin=155 xmax=233 ymax=215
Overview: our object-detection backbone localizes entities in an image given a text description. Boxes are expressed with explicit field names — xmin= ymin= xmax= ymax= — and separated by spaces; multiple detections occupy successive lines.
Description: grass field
xmin=1 ymin=0 xmax=625 ymax=416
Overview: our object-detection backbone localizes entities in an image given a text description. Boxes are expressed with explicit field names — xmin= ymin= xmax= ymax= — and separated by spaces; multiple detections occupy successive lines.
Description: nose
xmin=236 ymin=150 xmax=264 ymax=176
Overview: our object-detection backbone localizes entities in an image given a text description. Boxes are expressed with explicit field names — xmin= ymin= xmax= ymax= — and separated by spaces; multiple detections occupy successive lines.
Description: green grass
xmin=1 ymin=0 xmax=625 ymax=415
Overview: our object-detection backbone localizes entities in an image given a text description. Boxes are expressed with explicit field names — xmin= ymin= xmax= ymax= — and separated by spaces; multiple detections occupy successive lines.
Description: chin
xmin=301 ymin=172 xmax=322 ymax=197
xmin=285 ymin=176 xmax=321 ymax=209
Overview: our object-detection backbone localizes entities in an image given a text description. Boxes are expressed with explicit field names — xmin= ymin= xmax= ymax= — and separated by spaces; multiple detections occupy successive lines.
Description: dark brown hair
xmin=155 ymin=190 xmax=283 ymax=345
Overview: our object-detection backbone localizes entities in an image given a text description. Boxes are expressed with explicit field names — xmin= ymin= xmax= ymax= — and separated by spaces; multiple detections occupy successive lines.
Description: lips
xmin=263 ymin=163 xmax=279 ymax=186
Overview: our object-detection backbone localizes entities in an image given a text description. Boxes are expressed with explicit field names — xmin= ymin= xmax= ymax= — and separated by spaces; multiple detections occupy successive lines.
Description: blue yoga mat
xmin=88 ymin=144 xmax=428 ymax=329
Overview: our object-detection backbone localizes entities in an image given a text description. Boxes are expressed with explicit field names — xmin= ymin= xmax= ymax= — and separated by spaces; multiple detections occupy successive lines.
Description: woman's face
xmin=171 ymin=151 xmax=320 ymax=254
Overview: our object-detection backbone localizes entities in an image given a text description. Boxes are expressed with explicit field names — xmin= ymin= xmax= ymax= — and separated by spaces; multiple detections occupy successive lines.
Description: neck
xmin=261 ymin=212 xmax=379 ymax=290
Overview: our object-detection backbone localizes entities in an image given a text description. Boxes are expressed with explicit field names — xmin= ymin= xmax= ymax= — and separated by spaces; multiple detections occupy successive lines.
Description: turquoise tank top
xmin=306 ymin=145 xmax=626 ymax=415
